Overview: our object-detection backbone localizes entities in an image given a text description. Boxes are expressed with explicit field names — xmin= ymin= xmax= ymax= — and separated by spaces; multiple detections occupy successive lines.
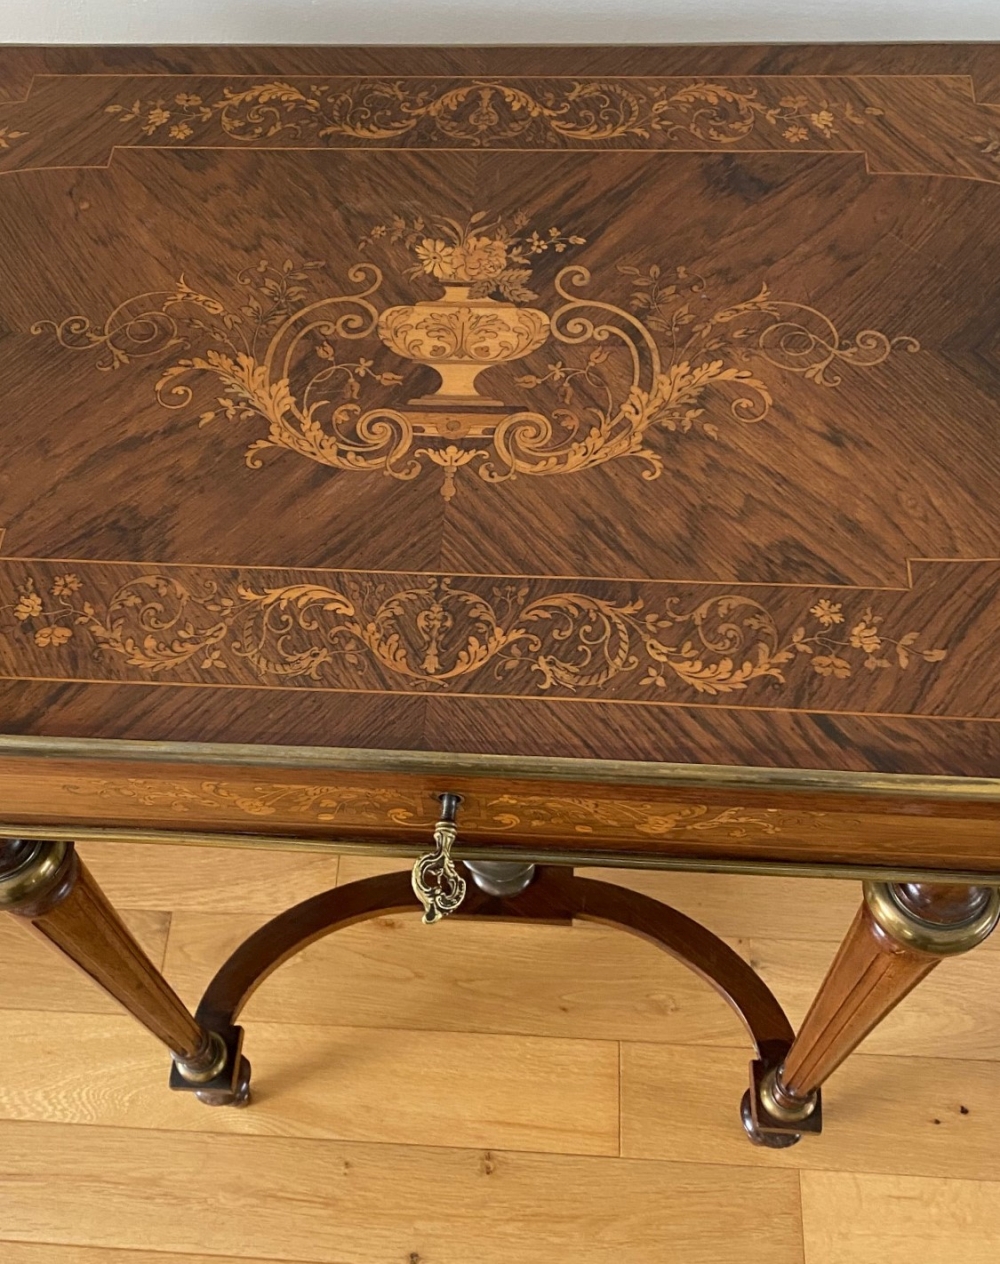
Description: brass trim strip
xmin=0 ymin=734 xmax=997 ymax=801
xmin=3 ymin=820 xmax=999 ymax=884
xmin=7 ymin=550 xmax=996 ymax=592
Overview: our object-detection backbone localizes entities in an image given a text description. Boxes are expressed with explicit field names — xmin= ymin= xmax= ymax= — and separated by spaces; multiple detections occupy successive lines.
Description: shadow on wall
xmin=6 ymin=0 xmax=1000 ymax=44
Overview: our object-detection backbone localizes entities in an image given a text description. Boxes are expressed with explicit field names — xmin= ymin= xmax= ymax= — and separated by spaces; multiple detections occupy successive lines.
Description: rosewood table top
xmin=0 ymin=44 xmax=998 ymax=873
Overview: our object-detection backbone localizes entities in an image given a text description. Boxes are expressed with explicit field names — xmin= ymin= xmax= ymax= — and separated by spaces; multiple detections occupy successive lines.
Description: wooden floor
xmin=2 ymin=845 xmax=1000 ymax=1263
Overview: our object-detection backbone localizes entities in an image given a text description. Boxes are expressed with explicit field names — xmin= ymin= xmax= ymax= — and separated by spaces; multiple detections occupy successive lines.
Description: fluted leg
xmin=0 ymin=837 xmax=249 ymax=1105
xmin=744 ymin=880 xmax=1000 ymax=1145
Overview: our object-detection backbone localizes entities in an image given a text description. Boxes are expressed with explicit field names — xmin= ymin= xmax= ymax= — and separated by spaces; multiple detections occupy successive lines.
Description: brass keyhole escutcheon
xmin=411 ymin=792 xmax=467 ymax=924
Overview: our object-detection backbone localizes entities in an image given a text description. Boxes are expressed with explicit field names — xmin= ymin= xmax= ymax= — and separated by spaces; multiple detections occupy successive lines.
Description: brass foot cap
xmin=740 ymin=1090 xmax=803 ymax=1149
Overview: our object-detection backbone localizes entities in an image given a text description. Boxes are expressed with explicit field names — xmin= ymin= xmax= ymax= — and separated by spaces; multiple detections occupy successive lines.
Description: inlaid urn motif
xmin=378 ymin=284 xmax=550 ymax=406
xmin=372 ymin=213 xmax=570 ymax=407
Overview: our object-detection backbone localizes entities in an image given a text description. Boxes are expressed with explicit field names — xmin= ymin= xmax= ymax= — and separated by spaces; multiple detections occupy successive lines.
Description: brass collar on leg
xmin=0 ymin=840 xmax=70 ymax=911
xmin=759 ymin=1066 xmax=818 ymax=1124
xmin=864 ymin=881 xmax=1000 ymax=956
xmin=172 ymin=1030 xmax=229 ymax=1084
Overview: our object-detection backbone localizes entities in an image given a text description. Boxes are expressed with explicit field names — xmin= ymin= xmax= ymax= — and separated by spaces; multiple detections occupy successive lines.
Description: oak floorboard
xmin=81 ymin=841 xmax=341 ymax=913
xmin=585 ymin=868 xmax=872 ymax=945
xmin=337 ymin=855 xmax=424 ymax=884
xmin=0 ymin=1009 xmax=619 ymax=1156
xmin=7 ymin=843 xmax=1000 ymax=1261
xmin=339 ymin=857 xmax=1000 ymax=952
xmin=621 ymin=1042 xmax=1000 ymax=1181
xmin=162 ymin=905 xmax=1000 ymax=1060
xmin=800 ymin=1171 xmax=1000 ymax=1264
xmin=0 ymin=1120 xmax=805 ymax=1264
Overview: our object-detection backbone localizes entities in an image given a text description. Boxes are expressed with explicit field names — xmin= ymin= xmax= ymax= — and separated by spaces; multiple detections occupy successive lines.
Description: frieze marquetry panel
xmin=0 ymin=747 xmax=998 ymax=870
xmin=60 ymin=775 xmax=795 ymax=839
xmin=2 ymin=73 xmax=1000 ymax=186
xmin=1 ymin=558 xmax=985 ymax=717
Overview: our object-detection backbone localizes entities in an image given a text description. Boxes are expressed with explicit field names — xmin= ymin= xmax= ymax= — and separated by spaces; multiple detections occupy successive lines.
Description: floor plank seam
xmin=0 ymin=1115 xmax=780 ymax=1169
xmin=0 ymin=1238 xmax=326 ymax=1264
xmin=617 ymin=1040 xmax=624 ymax=1157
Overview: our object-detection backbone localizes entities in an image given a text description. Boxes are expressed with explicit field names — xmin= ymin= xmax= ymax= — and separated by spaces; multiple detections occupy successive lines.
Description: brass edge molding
xmin=0 ymin=734 xmax=998 ymax=802
xmin=1 ymin=819 xmax=999 ymax=883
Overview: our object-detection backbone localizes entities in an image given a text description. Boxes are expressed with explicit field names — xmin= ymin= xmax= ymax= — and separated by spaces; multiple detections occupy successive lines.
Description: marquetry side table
xmin=1 ymin=40 xmax=999 ymax=1150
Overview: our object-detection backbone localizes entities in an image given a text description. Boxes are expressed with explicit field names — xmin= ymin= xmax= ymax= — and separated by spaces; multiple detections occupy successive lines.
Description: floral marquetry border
xmin=61 ymin=775 xmax=830 ymax=841
xmin=4 ymin=73 xmax=1000 ymax=187
xmin=0 ymin=562 xmax=949 ymax=708
xmin=98 ymin=79 xmax=884 ymax=150
xmin=79 ymin=77 xmax=1000 ymax=182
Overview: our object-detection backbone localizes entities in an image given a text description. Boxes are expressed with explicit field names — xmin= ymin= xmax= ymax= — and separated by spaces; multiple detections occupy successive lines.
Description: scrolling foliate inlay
xmin=971 ymin=128 xmax=1000 ymax=166
xmin=61 ymin=775 xmax=816 ymax=840
xmin=33 ymin=212 xmax=917 ymax=500
xmin=2 ymin=566 xmax=947 ymax=701
xmin=4 ymin=74 xmax=1000 ymax=184
xmin=98 ymin=79 xmax=883 ymax=148
xmin=484 ymin=795 xmax=788 ymax=838
xmin=67 ymin=777 xmax=434 ymax=826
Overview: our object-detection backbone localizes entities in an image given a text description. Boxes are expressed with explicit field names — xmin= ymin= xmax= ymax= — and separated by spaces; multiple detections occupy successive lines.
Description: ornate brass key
xmin=411 ymin=792 xmax=467 ymax=924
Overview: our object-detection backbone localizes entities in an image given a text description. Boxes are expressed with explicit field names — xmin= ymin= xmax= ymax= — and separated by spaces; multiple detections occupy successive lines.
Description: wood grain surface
xmin=1 ymin=742 xmax=998 ymax=871
xmin=0 ymin=1121 xmax=804 ymax=1264
xmin=623 ymin=1042 xmax=1000 ymax=1180
xmin=0 ymin=44 xmax=997 ymax=788
xmin=0 ymin=1009 xmax=621 ymax=1154
xmin=800 ymin=1171 xmax=1000 ymax=1264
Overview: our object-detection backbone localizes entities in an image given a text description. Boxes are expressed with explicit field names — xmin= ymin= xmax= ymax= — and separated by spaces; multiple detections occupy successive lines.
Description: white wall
xmin=3 ymin=0 xmax=1000 ymax=45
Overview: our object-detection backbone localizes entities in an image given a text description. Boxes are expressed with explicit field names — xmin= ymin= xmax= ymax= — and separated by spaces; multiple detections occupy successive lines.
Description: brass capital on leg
xmin=0 ymin=839 xmax=75 ymax=916
xmin=863 ymin=881 xmax=1000 ymax=955
xmin=759 ymin=1065 xmax=818 ymax=1125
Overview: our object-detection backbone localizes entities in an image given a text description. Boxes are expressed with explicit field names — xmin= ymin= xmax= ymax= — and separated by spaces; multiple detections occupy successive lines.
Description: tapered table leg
xmin=744 ymin=880 xmax=1000 ymax=1146
xmin=0 ymin=837 xmax=250 ymax=1105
